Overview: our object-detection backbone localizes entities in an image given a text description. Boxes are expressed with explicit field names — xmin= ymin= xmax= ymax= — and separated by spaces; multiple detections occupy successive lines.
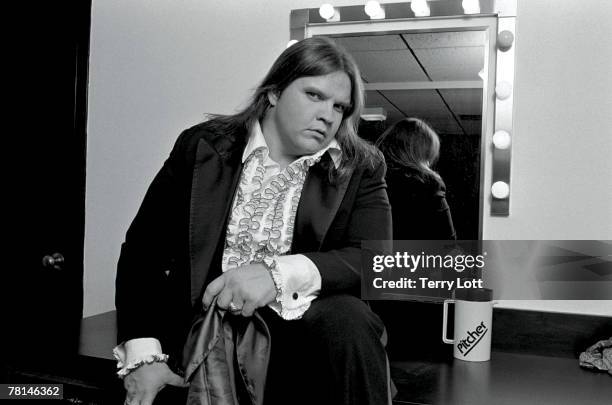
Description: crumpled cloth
xmin=182 ymin=299 xmax=271 ymax=405
xmin=578 ymin=336 xmax=612 ymax=375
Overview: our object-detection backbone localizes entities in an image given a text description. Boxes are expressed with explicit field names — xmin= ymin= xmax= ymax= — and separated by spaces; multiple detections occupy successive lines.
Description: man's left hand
xmin=202 ymin=263 xmax=277 ymax=317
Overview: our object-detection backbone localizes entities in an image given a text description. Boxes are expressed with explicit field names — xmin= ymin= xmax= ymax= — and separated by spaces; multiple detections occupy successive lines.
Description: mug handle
xmin=442 ymin=299 xmax=455 ymax=344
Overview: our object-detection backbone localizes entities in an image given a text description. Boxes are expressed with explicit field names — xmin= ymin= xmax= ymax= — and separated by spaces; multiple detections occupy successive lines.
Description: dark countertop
xmin=79 ymin=310 xmax=118 ymax=360
xmin=390 ymin=353 xmax=611 ymax=405
xmin=80 ymin=311 xmax=611 ymax=405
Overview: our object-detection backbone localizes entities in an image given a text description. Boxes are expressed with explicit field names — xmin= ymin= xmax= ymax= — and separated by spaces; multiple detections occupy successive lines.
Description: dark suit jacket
xmin=115 ymin=122 xmax=392 ymax=366
xmin=385 ymin=167 xmax=456 ymax=240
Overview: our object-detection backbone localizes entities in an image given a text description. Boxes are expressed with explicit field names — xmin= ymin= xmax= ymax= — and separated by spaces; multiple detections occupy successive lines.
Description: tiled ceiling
xmin=334 ymin=31 xmax=486 ymax=136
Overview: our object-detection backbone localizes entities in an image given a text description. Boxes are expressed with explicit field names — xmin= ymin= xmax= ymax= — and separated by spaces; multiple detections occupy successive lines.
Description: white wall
xmin=486 ymin=0 xmax=612 ymax=240
xmin=84 ymin=0 xmax=612 ymax=317
xmin=488 ymin=0 xmax=612 ymax=315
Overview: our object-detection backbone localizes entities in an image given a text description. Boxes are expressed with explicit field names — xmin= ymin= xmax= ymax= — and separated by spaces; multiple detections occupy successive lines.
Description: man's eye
xmin=334 ymin=104 xmax=347 ymax=113
xmin=307 ymin=92 xmax=322 ymax=100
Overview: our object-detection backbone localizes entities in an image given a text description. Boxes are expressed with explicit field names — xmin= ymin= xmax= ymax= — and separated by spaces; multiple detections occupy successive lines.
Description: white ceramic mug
xmin=442 ymin=288 xmax=494 ymax=362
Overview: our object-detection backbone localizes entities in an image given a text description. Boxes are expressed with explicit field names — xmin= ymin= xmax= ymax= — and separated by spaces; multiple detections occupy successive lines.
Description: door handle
xmin=42 ymin=253 xmax=65 ymax=270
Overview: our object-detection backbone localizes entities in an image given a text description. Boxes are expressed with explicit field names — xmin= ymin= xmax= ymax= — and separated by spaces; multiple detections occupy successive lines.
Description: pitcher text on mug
xmin=457 ymin=321 xmax=489 ymax=356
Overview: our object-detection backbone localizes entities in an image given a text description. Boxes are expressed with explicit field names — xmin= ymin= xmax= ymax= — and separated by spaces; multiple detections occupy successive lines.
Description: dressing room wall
xmin=84 ymin=0 xmax=612 ymax=317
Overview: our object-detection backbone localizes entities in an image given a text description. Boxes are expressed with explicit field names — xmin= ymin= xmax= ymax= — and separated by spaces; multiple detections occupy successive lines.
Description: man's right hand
xmin=123 ymin=362 xmax=188 ymax=405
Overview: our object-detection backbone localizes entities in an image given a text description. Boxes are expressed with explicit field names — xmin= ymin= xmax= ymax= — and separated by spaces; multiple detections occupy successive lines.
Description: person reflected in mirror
xmin=114 ymin=36 xmax=393 ymax=405
xmin=376 ymin=118 xmax=456 ymax=240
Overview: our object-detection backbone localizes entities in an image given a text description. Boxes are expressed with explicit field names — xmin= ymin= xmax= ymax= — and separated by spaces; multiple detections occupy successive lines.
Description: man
xmin=115 ymin=36 xmax=393 ymax=405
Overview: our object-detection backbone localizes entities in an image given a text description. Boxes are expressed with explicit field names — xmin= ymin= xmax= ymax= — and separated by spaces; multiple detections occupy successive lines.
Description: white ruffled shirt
xmin=114 ymin=122 xmax=341 ymax=375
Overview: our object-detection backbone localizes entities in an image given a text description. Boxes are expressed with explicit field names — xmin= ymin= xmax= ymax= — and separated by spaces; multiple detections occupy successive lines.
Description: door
xmin=6 ymin=0 xmax=91 ymax=375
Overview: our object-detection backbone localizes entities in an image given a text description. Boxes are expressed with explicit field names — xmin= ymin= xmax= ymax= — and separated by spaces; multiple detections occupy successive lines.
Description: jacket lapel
xmin=189 ymin=135 xmax=244 ymax=306
xmin=189 ymin=139 xmax=353 ymax=304
xmin=294 ymin=155 xmax=354 ymax=252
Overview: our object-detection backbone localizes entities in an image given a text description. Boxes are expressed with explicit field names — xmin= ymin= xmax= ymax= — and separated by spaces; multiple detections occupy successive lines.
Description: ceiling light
xmin=361 ymin=107 xmax=387 ymax=121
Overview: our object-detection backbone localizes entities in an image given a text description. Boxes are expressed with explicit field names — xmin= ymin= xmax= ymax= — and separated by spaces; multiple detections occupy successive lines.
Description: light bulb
xmin=498 ymin=30 xmax=514 ymax=51
xmin=365 ymin=1 xmax=385 ymax=19
xmin=491 ymin=181 xmax=510 ymax=199
xmin=462 ymin=0 xmax=480 ymax=15
xmin=492 ymin=130 xmax=511 ymax=150
xmin=495 ymin=81 xmax=512 ymax=100
xmin=319 ymin=4 xmax=336 ymax=20
xmin=411 ymin=0 xmax=430 ymax=17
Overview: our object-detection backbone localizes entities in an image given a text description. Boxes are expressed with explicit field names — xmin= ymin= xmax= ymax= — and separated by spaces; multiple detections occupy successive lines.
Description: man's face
xmin=266 ymin=71 xmax=352 ymax=159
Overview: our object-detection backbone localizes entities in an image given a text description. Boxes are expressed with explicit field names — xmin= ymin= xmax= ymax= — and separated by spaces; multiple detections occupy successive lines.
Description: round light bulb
xmin=319 ymin=4 xmax=335 ymax=20
xmin=491 ymin=181 xmax=510 ymax=199
xmin=498 ymin=30 xmax=514 ymax=51
xmin=495 ymin=81 xmax=512 ymax=100
xmin=410 ymin=0 xmax=430 ymax=17
xmin=462 ymin=0 xmax=480 ymax=15
xmin=363 ymin=0 xmax=382 ymax=18
xmin=492 ymin=130 xmax=511 ymax=150
xmin=365 ymin=1 xmax=385 ymax=19
xmin=286 ymin=39 xmax=299 ymax=48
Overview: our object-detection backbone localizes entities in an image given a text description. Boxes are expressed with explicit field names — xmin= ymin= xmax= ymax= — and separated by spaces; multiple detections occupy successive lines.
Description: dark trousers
xmin=154 ymin=295 xmax=392 ymax=405
xmin=260 ymin=294 xmax=392 ymax=405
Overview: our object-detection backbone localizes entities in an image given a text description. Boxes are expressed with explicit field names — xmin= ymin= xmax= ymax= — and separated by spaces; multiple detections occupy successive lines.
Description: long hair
xmin=375 ymin=118 xmax=442 ymax=183
xmin=206 ymin=36 xmax=379 ymax=182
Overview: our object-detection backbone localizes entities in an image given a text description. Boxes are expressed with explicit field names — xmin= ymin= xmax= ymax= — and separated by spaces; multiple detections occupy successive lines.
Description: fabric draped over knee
xmin=182 ymin=298 xmax=271 ymax=405
xmin=182 ymin=295 xmax=396 ymax=405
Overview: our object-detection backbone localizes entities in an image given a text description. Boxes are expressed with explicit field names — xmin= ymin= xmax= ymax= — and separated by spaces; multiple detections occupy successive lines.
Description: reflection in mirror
xmin=334 ymin=31 xmax=485 ymax=239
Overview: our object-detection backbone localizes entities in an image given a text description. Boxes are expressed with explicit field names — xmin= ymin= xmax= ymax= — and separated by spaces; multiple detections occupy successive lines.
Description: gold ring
xmin=228 ymin=302 xmax=242 ymax=312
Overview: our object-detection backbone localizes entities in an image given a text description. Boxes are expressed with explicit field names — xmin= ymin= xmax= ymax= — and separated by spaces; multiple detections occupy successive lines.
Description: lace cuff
xmin=113 ymin=338 xmax=169 ymax=378
xmin=267 ymin=254 xmax=321 ymax=320
xmin=262 ymin=257 xmax=283 ymax=302
xmin=114 ymin=353 xmax=169 ymax=378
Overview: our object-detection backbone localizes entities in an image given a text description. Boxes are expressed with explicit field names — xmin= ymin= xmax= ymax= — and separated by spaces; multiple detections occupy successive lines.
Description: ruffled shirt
xmin=114 ymin=121 xmax=341 ymax=376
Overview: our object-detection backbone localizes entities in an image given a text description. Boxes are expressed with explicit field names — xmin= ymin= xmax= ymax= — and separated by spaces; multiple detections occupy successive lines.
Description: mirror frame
xmin=290 ymin=0 xmax=517 ymax=232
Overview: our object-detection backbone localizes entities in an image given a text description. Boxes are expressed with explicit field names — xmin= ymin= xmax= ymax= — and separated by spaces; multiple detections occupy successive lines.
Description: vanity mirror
xmin=291 ymin=0 xmax=517 ymax=237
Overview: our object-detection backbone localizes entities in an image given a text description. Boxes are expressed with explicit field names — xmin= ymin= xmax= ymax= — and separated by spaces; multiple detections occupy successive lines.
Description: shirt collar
xmin=241 ymin=121 xmax=342 ymax=169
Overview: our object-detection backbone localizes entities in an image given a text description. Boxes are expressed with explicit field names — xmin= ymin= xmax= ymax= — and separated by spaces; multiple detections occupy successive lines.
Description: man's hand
xmin=123 ymin=362 xmax=187 ymax=405
xmin=202 ymin=263 xmax=277 ymax=317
